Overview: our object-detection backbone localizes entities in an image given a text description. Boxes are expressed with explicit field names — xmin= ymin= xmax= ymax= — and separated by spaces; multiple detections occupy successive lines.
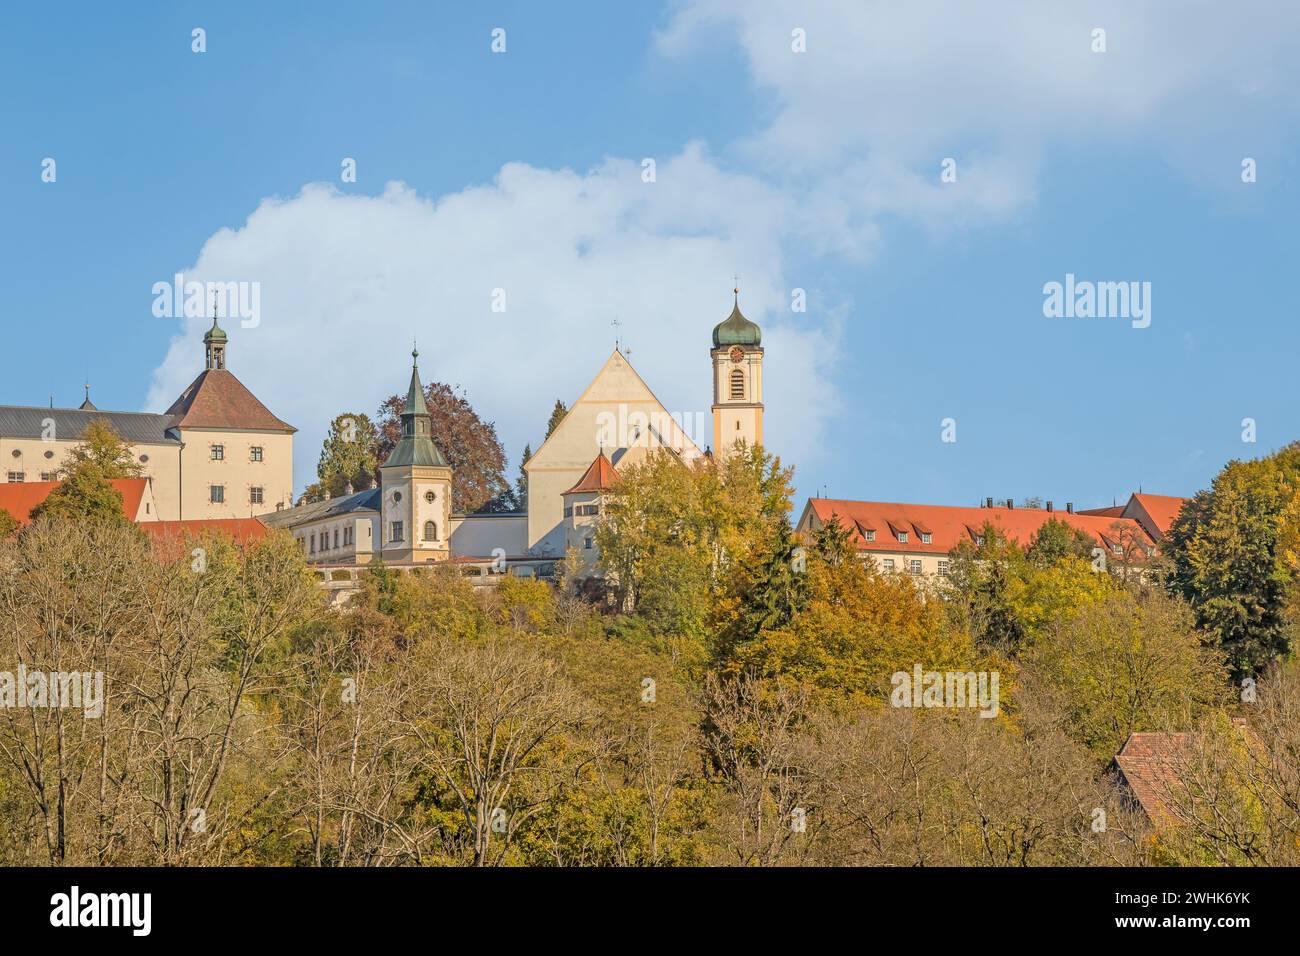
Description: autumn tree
xmin=59 ymin=418 xmax=143 ymax=478
xmin=944 ymin=521 xmax=1114 ymax=655
xmin=1021 ymin=587 xmax=1227 ymax=761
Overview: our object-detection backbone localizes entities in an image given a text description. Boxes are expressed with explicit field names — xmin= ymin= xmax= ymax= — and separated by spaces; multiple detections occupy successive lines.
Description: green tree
xmin=28 ymin=462 xmax=131 ymax=526
xmin=0 ymin=508 xmax=18 ymax=539
xmin=514 ymin=443 xmax=531 ymax=511
xmin=316 ymin=412 xmax=379 ymax=497
xmin=1027 ymin=517 xmax=1096 ymax=565
xmin=545 ymin=400 xmax=567 ymax=439
xmin=1164 ymin=444 xmax=1300 ymax=675
xmin=944 ymin=520 xmax=1113 ymax=655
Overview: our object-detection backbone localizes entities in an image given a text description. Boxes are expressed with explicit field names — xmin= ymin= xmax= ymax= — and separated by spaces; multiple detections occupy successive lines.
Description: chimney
xmin=985 ymin=497 xmax=993 ymax=509
xmin=1066 ymin=502 xmax=1074 ymax=514
xmin=1046 ymin=500 xmax=1054 ymax=512
xmin=1006 ymin=498 xmax=1014 ymax=509
xmin=344 ymin=481 xmax=354 ymax=495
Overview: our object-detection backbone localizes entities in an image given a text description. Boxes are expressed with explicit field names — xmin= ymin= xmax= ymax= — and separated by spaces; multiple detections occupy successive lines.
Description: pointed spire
xmin=79 ymin=381 xmax=97 ymax=411
xmin=383 ymin=346 xmax=447 ymax=468
xmin=405 ymin=344 xmax=430 ymax=417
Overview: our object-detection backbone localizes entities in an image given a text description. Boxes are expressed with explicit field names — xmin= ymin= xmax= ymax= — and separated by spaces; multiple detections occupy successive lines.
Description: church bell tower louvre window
xmin=730 ymin=369 xmax=745 ymax=399
xmin=204 ymin=309 xmax=228 ymax=371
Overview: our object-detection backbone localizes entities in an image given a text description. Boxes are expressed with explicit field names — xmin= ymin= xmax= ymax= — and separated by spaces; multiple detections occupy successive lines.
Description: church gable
xmin=525 ymin=349 xmax=702 ymax=554
xmin=528 ymin=350 xmax=702 ymax=473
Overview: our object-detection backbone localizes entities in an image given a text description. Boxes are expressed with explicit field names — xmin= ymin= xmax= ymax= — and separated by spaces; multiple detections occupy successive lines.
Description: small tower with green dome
xmin=378 ymin=345 xmax=453 ymax=563
xmin=204 ymin=313 xmax=228 ymax=370
xmin=711 ymin=284 xmax=764 ymax=457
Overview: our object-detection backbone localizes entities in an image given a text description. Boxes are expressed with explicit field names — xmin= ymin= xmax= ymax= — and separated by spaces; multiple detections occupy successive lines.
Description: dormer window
xmin=897 ymin=531 xmax=908 ymax=543
xmin=921 ymin=532 xmax=932 ymax=544
xmin=864 ymin=530 xmax=876 ymax=542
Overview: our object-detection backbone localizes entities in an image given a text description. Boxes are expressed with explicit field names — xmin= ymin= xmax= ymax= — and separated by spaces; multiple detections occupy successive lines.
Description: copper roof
xmin=164 ymin=369 xmax=295 ymax=433
xmin=564 ymin=452 xmax=619 ymax=494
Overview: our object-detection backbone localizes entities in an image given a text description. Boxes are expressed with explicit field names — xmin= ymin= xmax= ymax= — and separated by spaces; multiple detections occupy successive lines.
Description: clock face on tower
xmin=729 ymin=346 xmax=744 ymax=363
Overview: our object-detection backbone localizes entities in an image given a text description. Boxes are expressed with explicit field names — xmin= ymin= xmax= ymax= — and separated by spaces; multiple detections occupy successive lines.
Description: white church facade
xmin=262 ymin=291 xmax=766 ymax=578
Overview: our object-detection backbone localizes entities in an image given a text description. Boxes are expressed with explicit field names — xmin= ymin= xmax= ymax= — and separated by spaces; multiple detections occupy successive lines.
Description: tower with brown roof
xmin=163 ymin=317 xmax=296 ymax=520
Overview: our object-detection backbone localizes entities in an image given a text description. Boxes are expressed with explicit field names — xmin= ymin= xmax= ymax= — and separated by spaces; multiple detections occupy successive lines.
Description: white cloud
xmin=145 ymin=145 xmax=839 ymax=495
xmin=658 ymin=0 xmax=1300 ymax=243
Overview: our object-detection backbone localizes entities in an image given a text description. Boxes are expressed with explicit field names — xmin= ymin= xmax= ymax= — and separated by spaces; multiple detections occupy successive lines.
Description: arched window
xmin=730 ymin=368 xmax=745 ymax=399
xmin=424 ymin=520 xmax=437 ymax=541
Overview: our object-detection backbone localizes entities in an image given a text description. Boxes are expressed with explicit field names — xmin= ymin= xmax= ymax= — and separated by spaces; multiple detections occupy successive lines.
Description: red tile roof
xmin=1130 ymin=493 xmax=1187 ymax=538
xmin=802 ymin=498 xmax=1154 ymax=555
xmin=1077 ymin=505 xmax=1126 ymax=518
xmin=165 ymin=369 xmax=295 ymax=432
xmin=141 ymin=518 xmax=269 ymax=558
xmin=564 ymin=452 xmax=619 ymax=495
xmin=0 ymin=478 xmax=149 ymax=525
xmin=1113 ymin=732 xmax=1198 ymax=825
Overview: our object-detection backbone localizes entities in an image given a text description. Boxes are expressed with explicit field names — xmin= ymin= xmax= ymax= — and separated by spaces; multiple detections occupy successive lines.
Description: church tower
xmin=711 ymin=287 xmax=763 ymax=458
xmin=378 ymin=347 xmax=453 ymax=563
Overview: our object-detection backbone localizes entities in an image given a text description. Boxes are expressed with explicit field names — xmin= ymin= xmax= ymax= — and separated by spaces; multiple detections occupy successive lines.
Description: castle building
xmin=264 ymin=292 xmax=766 ymax=577
xmin=0 ymin=318 xmax=295 ymax=520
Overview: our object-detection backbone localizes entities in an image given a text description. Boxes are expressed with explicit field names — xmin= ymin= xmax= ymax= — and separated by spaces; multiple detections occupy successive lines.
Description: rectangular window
xmin=211 ymin=445 xmax=224 ymax=461
xmin=563 ymin=505 xmax=573 ymax=518
xmin=334 ymin=528 xmax=339 ymax=549
xmin=6 ymin=472 xmax=24 ymax=483
xmin=391 ymin=521 xmax=404 ymax=542
xmin=897 ymin=531 xmax=908 ymax=543
xmin=40 ymin=472 xmax=55 ymax=482
xmin=249 ymin=486 xmax=264 ymax=505
xmin=210 ymin=485 xmax=225 ymax=503
xmin=938 ymin=560 xmax=950 ymax=576
xmin=909 ymin=559 xmax=922 ymax=575
xmin=882 ymin=558 xmax=895 ymax=571
xmin=864 ymin=530 xmax=876 ymax=542
xmin=921 ymin=532 xmax=932 ymax=544
xmin=250 ymin=446 xmax=263 ymax=462
xmin=584 ymin=536 xmax=594 ymax=550
xmin=310 ymin=533 xmax=316 ymax=553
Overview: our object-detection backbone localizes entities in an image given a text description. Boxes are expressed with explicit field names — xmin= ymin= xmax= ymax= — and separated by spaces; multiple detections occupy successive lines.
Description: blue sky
xmin=3 ymin=1 xmax=1298 ymax=508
